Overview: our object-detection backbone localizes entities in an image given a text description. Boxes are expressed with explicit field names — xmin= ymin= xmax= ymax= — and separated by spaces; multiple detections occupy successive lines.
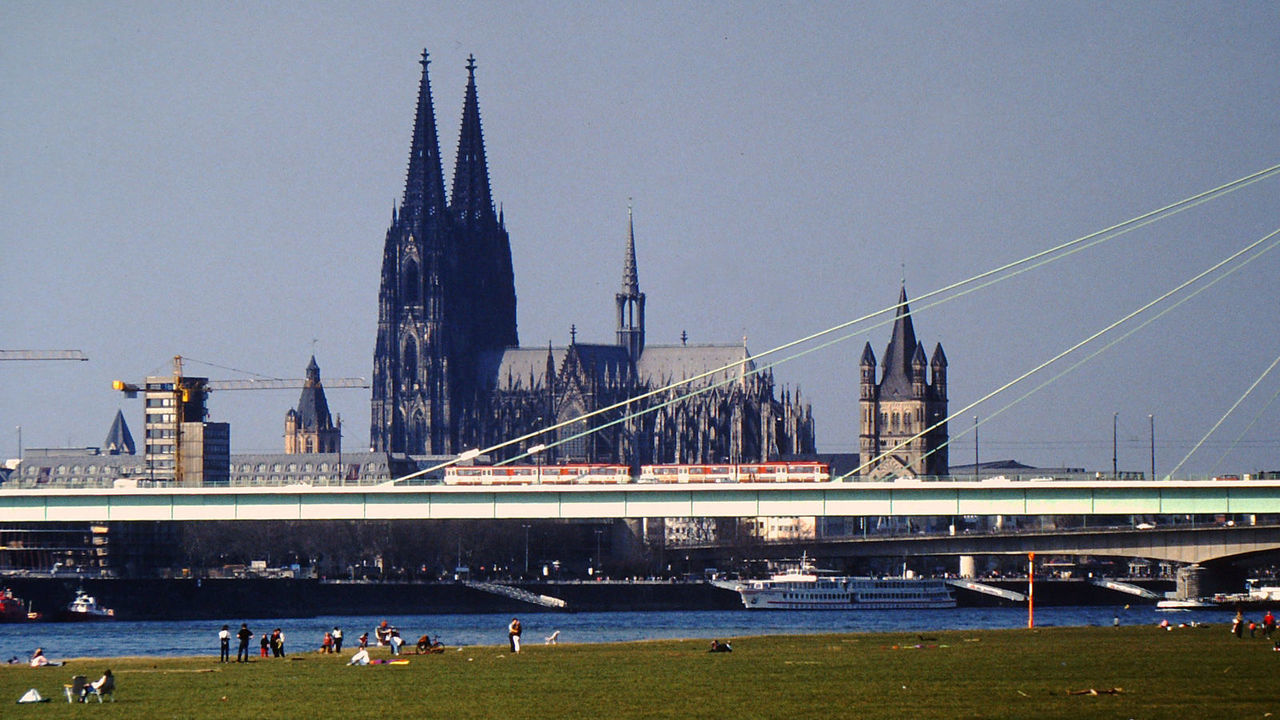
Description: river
xmin=0 ymin=605 xmax=1242 ymax=662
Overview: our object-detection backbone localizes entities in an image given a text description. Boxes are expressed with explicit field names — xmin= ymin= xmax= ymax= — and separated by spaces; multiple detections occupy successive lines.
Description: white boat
xmin=58 ymin=589 xmax=115 ymax=621
xmin=731 ymin=558 xmax=956 ymax=610
xmin=1212 ymin=579 xmax=1280 ymax=609
xmin=1155 ymin=599 xmax=1214 ymax=611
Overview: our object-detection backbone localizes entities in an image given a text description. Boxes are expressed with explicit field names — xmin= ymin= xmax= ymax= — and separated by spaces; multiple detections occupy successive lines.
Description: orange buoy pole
xmin=1027 ymin=551 xmax=1035 ymax=629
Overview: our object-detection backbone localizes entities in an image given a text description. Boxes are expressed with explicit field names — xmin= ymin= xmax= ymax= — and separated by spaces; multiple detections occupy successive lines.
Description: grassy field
xmin=1 ymin=625 xmax=1276 ymax=719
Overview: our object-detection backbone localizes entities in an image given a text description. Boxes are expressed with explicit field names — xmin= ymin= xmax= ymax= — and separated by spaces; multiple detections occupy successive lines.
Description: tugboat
xmin=0 ymin=588 xmax=39 ymax=622
xmin=58 ymin=589 xmax=115 ymax=621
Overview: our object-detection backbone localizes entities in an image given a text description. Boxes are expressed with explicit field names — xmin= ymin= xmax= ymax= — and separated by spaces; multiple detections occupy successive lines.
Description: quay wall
xmin=0 ymin=577 xmax=1173 ymax=621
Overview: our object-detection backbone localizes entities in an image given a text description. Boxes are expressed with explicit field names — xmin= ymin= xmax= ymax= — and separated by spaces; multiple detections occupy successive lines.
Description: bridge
xmin=688 ymin=523 xmax=1280 ymax=565
xmin=4 ymin=478 xmax=1280 ymax=526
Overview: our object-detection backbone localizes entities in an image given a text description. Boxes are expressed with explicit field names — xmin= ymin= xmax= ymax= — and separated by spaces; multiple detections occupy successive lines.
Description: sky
xmin=3 ymin=2 xmax=1279 ymax=477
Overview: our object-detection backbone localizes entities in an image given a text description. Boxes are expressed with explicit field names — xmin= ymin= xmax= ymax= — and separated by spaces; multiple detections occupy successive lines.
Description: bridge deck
xmin=2 ymin=479 xmax=1279 ymax=522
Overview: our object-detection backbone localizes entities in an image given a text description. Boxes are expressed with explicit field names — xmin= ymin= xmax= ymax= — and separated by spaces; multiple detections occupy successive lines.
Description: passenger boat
xmin=0 ymin=588 xmax=39 ymax=622
xmin=1211 ymin=579 xmax=1280 ymax=610
xmin=731 ymin=557 xmax=956 ymax=610
xmin=58 ymin=589 xmax=115 ymax=621
xmin=1155 ymin=598 xmax=1214 ymax=611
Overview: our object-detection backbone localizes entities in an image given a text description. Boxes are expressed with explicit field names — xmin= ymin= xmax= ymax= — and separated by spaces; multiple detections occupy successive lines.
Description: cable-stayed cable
xmin=1167 ymin=351 xmax=1280 ymax=480
xmin=844 ymin=226 xmax=1280 ymax=480
xmin=926 ymin=230 xmax=1280 ymax=473
xmin=387 ymin=163 xmax=1280 ymax=483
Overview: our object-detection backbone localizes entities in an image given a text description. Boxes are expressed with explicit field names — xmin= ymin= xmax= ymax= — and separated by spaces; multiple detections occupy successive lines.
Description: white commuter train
xmin=442 ymin=461 xmax=830 ymax=486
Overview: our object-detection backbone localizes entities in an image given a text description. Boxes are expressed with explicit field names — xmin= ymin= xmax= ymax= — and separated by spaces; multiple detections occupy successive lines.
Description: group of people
xmin=219 ymin=620 xmax=446 ymax=663
xmin=1230 ymin=609 xmax=1277 ymax=638
xmin=319 ymin=626 xmax=344 ymax=654
xmin=221 ymin=623 xmax=289 ymax=662
xmin=24 ymin=648 xmax=114 ymax=701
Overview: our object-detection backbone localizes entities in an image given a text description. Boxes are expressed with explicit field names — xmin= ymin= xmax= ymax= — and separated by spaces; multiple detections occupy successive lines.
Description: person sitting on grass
xmin=29 ymin=648 xmax=61 ymax=667
xmin=348 ymin=648 xmax=370 ymax=666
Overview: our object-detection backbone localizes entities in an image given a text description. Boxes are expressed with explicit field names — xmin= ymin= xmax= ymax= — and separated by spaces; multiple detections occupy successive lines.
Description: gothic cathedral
xmin=371 ymin=51 xmax=815 ymax=465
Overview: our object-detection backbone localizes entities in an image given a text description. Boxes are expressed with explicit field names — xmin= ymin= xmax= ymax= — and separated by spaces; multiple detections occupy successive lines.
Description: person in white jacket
xmin=508 ymin=618 xmax=522 ymax=653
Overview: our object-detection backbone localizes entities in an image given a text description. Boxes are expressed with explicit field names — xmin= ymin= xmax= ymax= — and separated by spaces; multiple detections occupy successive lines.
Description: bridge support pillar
xmin=1176 ymin=564 xmax=1205 ymax=600
xmin=959 ymin=555 xmax=977 ymax=578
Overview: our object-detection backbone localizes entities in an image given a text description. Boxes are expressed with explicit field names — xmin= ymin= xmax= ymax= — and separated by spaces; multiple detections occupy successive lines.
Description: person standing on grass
xmin=260 ymin=632 xmax=270 ymax=658
xmin=333 ymin=626 xmax=343 ymax=652
xmin=270 ymin=628 xmax=285 ymax=657
xmin=236 ymin=623 xmax=252 ymax=663
xmin=508 ymin=617 xmax=522 ymax=653
xmin=219 ymin=625 xmax=230 ymax=663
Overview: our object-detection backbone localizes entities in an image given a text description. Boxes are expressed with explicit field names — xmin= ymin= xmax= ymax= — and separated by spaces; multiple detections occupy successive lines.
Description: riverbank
xmin=1 ymin=626 xmax=1271 ymax=719
xmin=0 ymin=576 xmax=1172 ymax=620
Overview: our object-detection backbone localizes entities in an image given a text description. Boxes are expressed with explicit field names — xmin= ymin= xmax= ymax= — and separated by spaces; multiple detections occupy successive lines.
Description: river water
xmin=0 ymin=605 xmax=1244 ymax=662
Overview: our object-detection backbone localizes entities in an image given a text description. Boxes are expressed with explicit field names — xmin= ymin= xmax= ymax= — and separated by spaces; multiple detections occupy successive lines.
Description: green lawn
xmin=2 ymin=626 xmax=1275 ymax=719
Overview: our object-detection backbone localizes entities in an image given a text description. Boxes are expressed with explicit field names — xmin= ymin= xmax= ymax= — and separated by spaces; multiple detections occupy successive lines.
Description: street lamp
xmin=1149 ymin=414 xmax=1156 ymax=481
xmin=594 ymin=528 xmax=604 ymax=578
xmin=972 ymin=416 xmax=978 ymax=481
xmin=1112 ymin=412 xmax=1118 ymax=479
xmin=528 ymin=443 xmax=547 ymax=483
xmin=522 ymin=523 xmax=531 ymax=576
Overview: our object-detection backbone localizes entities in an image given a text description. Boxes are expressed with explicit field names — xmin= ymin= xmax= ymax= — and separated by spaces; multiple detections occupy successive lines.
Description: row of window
xmin=20 ymin=464 xmax=144 ymax=476
xmin=232 ymin=462 xmax=385 ymax=474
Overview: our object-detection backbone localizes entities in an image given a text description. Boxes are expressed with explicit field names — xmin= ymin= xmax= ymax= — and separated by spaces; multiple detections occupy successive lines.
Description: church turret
xmin=615 ymin=205 xmax=646 ymax=359
xmin=103 ymin=409 xmax=136 ymax=455
xmin=911 ymin=341 xmax=928 ymax=397
xmin=930 ymin=343 xmax=948 ymax=400
xmin=859 ymin=342 xmax=876 ymax=400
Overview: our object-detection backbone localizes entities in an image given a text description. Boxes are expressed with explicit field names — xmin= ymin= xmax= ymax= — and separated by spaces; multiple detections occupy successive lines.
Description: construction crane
xmin=0 ymin=350 xmax=88 ymax=361
xmin=112 ymin=356 xmax=368 ymax=486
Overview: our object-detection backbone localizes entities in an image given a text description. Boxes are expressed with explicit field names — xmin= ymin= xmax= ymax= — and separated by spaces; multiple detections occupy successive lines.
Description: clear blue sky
xmin=3 ymin=2 xmax=1278 ymax=476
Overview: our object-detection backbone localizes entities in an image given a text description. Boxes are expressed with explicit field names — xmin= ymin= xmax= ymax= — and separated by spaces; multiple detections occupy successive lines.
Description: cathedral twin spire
xmin=451 ymin=55 xmax=496 ymax=231
xmin=372 ymin=50 xmax=518 ymax=454
xmin=401 ymin=50 xmax=447 ymax=224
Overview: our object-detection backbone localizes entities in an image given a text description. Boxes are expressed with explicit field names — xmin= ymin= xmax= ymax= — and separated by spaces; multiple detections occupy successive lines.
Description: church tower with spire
xmin=615 ymin=205 xmax=646 ymax=359
xmin=858 ymin=285 xmax=948 ymax=478
xmin=286 ymin=356 xmax=341 ymax=454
